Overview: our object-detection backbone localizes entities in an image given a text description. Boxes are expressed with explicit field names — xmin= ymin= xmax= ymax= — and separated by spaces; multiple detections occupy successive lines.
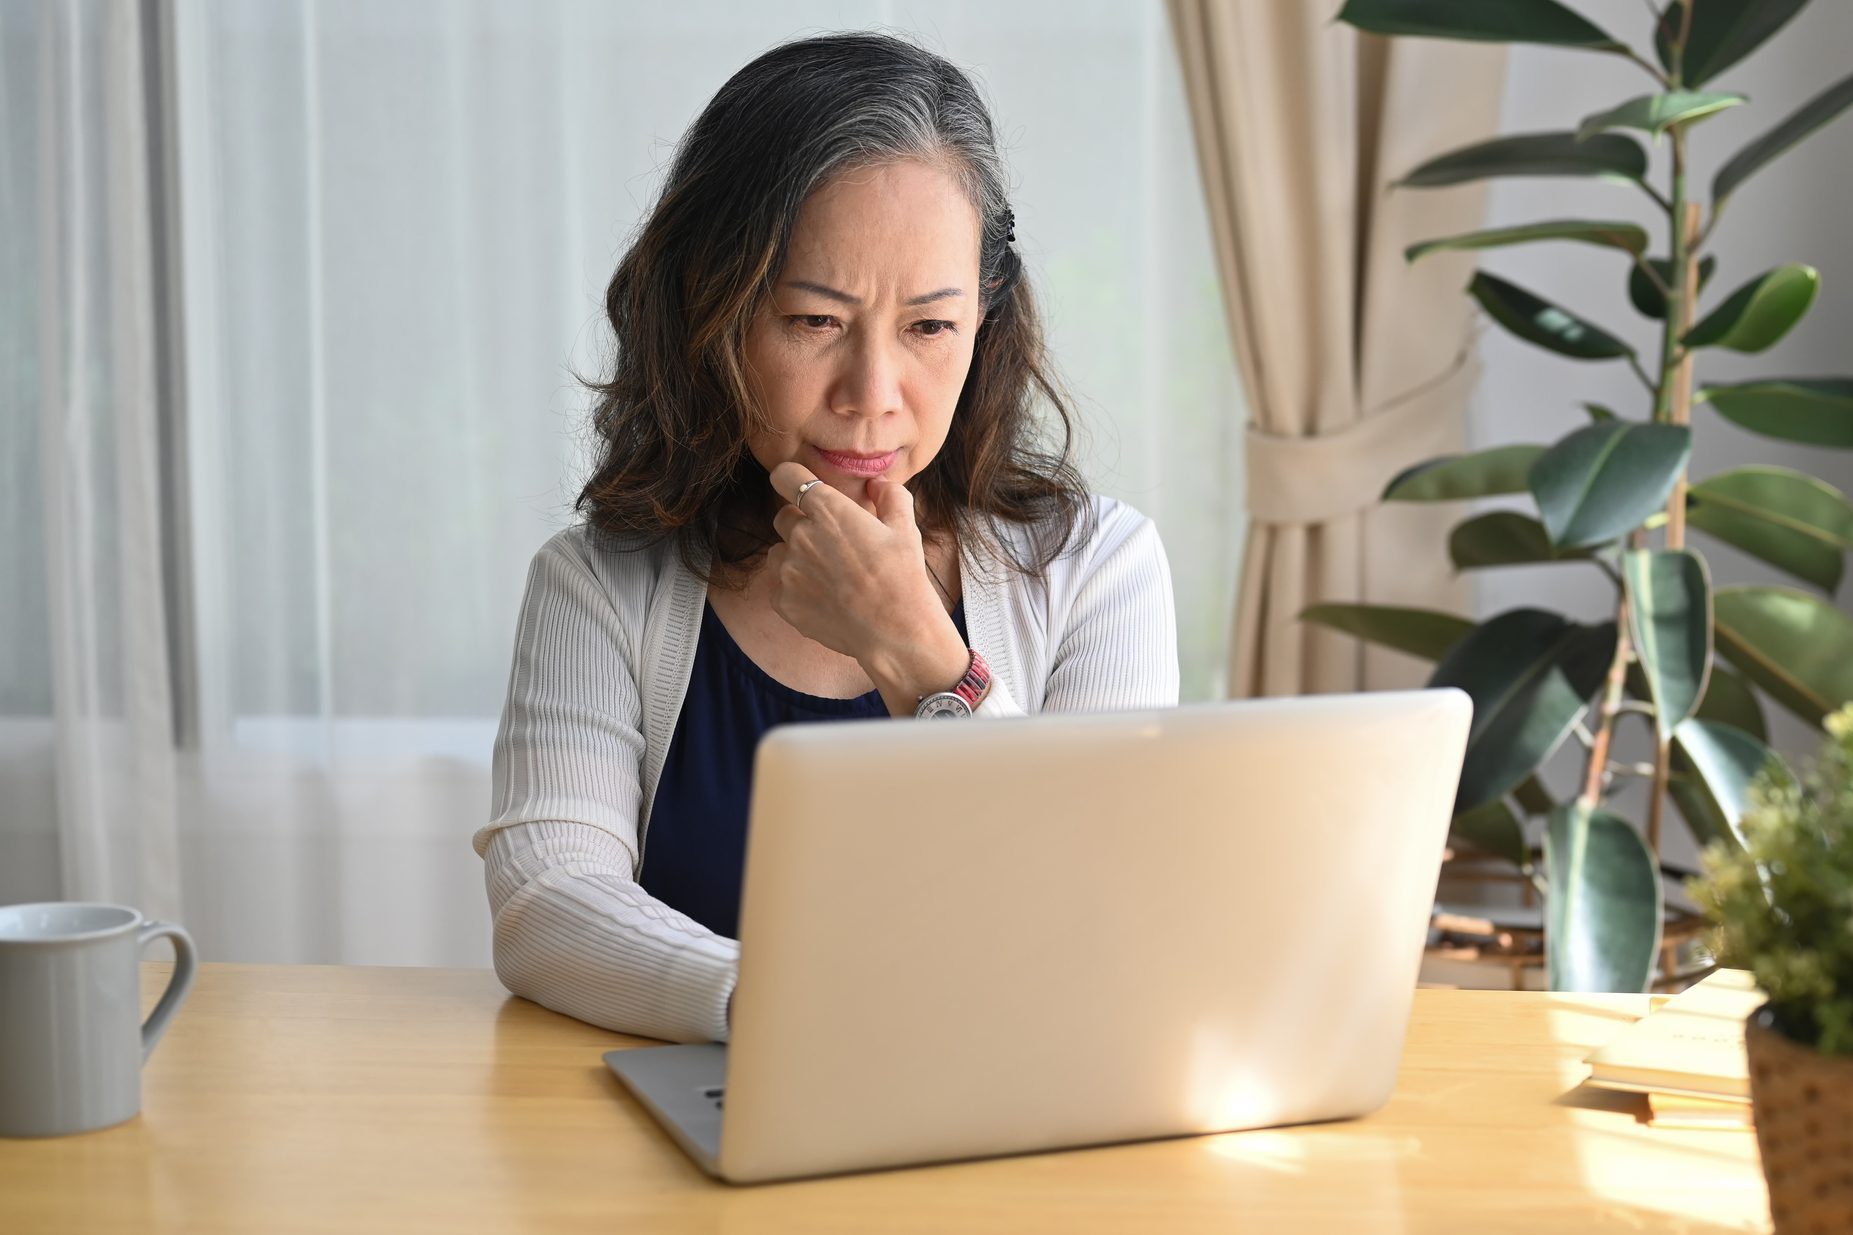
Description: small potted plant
xmin=1688 ymin=703 xmax=1853 ymax=1231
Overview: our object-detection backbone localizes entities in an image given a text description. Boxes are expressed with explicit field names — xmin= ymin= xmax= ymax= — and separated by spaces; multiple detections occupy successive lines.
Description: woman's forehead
xmin=782 ymin=162 xmax=982 ymax=294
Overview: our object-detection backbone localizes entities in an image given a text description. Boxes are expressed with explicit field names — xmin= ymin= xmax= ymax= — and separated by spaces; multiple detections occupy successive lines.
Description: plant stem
xmin=1581 ymin=597 xmax=1634 ymax=809
xmin=1664 ymin=201 xmax=1701 ymax=547
xmin=1641 ymin=90 xmax=1704 ymax=857
xmin=1647 ymin=738 xmax=1671 ymax=854
xmin=1628 ymin=251 xmax=1671 ymax=297
xmin=1621 ymin=47 xmax=1671 ymax=88
xmin=1637 ymin=182 xmax=1673 ymax=213
xmin=1653 ymin=132 xmax=1691 ymax=425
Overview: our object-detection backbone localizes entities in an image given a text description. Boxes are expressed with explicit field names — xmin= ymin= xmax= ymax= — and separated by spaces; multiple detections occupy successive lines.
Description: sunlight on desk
xmin=0 ymin=965 xmax=1773 ymax=1235
xmin=1545 ymin=1003 xmax=1767 ymax=1235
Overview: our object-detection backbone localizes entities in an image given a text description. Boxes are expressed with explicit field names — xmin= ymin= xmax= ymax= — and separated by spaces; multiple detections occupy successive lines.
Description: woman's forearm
xmin=483 ymin=820 xmax=739 ymax=1043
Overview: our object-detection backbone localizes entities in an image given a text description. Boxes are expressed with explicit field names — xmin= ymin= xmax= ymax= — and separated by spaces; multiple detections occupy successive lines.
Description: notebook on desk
xmin=604 ymin=689 xmax=1473 ymax=1184
xmin=1584 ymin=967 xmax=1764 ymax=1102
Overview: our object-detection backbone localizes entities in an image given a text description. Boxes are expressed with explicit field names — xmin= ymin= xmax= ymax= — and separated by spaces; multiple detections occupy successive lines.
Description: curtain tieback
xmin=1243 ymin=355 xmax=1480 ymax=526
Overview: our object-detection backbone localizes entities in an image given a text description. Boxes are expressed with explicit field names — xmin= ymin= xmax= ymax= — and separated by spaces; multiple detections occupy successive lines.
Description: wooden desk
xmin=0 ymin=964 xmax=1768 ymax=1234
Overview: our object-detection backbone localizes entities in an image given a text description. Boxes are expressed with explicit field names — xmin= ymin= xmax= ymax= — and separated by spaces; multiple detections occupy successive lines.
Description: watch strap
xmin=913 ymin=648 xmax=992 ymax=717
xmin=952 ymin=648 xmax=992 ymax=710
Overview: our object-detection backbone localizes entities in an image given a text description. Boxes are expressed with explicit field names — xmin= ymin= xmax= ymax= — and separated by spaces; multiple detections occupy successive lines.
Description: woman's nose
xmin=833 ymin=331 xmax=903 ymax=418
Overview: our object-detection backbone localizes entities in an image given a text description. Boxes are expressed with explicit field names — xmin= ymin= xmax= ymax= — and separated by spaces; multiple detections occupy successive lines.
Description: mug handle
xmin=137 ymin=920 xmax=199 ymax=1062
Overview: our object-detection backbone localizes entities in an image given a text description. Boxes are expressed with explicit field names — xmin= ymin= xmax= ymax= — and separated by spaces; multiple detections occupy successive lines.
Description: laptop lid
xmin=715 ymin=687 xmax=1471 ymax=1183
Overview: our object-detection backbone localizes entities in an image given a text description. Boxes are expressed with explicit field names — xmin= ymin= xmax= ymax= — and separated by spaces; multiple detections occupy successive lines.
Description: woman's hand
xmin=766 ymin=462 xmax=971 ymax=716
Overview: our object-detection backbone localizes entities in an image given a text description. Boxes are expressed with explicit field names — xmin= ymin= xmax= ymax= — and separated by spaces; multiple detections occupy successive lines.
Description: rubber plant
xmin=1311 ymin=0 xmax=1853 ymax=991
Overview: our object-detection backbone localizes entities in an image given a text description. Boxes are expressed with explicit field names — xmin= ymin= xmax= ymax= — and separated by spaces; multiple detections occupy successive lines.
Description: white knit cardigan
xmin=472 ymin=495 xmax=1179 ymax=1043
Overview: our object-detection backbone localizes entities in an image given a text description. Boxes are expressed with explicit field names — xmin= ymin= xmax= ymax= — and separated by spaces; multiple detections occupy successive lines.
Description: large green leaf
xmin=1544 ymin=803 xmax=1662 ymax=993
xmin=1713 ymin=586 xmax=1853 ymax=726
xmin=1686 ymin=466 xmax=1853 ymax=594
xmin=1628 ymin=254 xmax=1717 ymax=320
xmin=1624 ymin=550 xmax=1712 ymax=741
xmin=1716 ymin=71 xmax=1853 ymax=209
xmin=1471 ymin=272 xmax=1634 ymax=362
xmin=1299 ymin=603 xmax=1472 ymax=662
xmin=1338 ymin=0 xmax=1626 ymax=48
xmin=1630 ymin=652 xmax=1771 ymax=749
xmin=1702 ymin=379 xmax=1853 ymax=448
xmin=1429 ymin=610 xmax=1617 ymax=814
xmin=1383 ymin=445 xmax=1545 ymax=502
xmin=1398 ymin=131 xmax=1648 ymax=189
xmin=1669 ymin=719 xmax=1791 ymax=851
xmin=1576 ymin=91 xmax=1746 ymax=142
xmin=1529 ymin=422 xmax=1693 ymax=548
xmin=1683 ymin=265 xmax=1820 ymax=353
xmin=1407 ymin=220 xmax=1647 ymax=265
xmin=1655 ymin=0 xmax=1809 ymax=88
xmin=1693 ymin=662 xmax=1768 ymax=743
xmin=1451 ymin=798 xmax=1530 ymax=868
xmin=1449 ymin=512 xmax=1592 ymax=570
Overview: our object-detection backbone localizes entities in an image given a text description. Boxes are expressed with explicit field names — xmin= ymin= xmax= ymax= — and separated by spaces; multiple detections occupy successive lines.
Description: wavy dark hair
xmin=577 ymin=31 xmax=1092 ymax=586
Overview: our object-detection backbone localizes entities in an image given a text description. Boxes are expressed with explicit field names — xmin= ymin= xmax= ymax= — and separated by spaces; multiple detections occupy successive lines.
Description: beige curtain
xmin=1166 ymin=2 xmax=1510 ymax=697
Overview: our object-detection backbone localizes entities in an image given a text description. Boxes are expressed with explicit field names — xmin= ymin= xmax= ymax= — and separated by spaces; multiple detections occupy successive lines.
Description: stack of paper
xmin=1583 ymin=968 xmax=1763 ymax=1130
xmin=1644 ymin=1092 xmax=1753 ymax=1129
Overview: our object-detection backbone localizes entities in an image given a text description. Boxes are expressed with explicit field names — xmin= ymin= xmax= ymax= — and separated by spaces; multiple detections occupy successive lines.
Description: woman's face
xmin=742 ymin=158 xmax=985 ymax=508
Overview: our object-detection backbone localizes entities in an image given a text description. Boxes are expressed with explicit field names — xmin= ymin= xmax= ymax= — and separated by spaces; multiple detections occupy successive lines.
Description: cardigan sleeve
xmin=975 ymin=500 xmax=1180 ymax=717
xmin=473 ymin=536 xmax=737 ymax=1044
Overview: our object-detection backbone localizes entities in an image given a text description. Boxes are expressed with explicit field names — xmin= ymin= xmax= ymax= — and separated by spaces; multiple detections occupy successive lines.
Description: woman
xmin=473 ymin=32 xmax=1178 ymax=1043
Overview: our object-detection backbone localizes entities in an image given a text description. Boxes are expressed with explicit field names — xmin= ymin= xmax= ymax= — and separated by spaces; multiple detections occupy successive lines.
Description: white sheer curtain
xmin=2 ymin=0 xmax=181 ymax=922
xmin=3 ymin=0 xmax=1242 ymax=966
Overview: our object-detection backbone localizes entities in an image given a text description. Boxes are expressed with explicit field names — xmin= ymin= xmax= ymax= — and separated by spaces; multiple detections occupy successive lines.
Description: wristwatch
xmin=913 ymin=648 xmax=992 ymax=719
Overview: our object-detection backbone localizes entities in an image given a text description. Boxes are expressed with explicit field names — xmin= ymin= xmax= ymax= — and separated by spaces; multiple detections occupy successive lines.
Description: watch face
xmin=915 ymin=691 xmax=972 ymax=719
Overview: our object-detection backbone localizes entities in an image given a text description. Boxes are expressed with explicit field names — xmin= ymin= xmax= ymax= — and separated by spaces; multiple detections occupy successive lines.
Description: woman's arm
xmin=480 ymin=819 xmax=737 ymax=1043
xmin=475 ymin=534 xmax=736 ymax=1043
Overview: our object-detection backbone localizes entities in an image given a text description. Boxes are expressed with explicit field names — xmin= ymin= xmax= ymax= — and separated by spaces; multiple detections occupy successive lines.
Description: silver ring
xmin=795 ymin=479 xmax=823 ymax=513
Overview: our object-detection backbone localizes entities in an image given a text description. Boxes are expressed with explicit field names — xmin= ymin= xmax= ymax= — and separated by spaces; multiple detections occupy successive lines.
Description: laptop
xmin=604 ymin=687 xmax=1471 ymax=1184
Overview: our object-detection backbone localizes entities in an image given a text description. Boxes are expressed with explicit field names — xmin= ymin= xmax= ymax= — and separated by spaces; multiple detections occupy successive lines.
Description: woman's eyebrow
xmin=782 ymin=280 xmax=965 ymax=307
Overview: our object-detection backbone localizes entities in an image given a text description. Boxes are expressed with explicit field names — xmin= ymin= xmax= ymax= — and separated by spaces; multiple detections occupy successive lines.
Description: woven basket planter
xmin=1746 ymin=1005 xmax=1853 ymax=1234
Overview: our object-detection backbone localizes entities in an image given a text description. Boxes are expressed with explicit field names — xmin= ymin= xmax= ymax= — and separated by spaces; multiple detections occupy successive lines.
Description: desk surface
xmin=0 ymin=963 xmax=1767 ymax=1234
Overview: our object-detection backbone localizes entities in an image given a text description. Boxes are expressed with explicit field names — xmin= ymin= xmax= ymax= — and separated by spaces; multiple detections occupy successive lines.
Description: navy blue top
xmin=638 ymin=597 xmax=968 ymax=939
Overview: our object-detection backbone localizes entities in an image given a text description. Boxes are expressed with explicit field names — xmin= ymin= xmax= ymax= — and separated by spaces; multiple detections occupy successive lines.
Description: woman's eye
xmin=788 ymin=315 xmax=956 ymax=338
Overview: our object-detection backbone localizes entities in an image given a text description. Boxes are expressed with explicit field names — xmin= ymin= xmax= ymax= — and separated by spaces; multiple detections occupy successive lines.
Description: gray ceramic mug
xmin=0 ymin=901 xmax=198 ymax=1137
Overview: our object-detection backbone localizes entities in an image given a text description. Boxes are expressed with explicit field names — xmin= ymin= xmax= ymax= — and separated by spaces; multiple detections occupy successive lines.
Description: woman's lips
xmin=815 ymin=447 xmax=898 ymax=477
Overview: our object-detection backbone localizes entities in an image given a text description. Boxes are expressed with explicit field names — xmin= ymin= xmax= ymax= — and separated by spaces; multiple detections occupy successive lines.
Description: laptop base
xmin=604 ymin=1044 xmax=728 ymax=1177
